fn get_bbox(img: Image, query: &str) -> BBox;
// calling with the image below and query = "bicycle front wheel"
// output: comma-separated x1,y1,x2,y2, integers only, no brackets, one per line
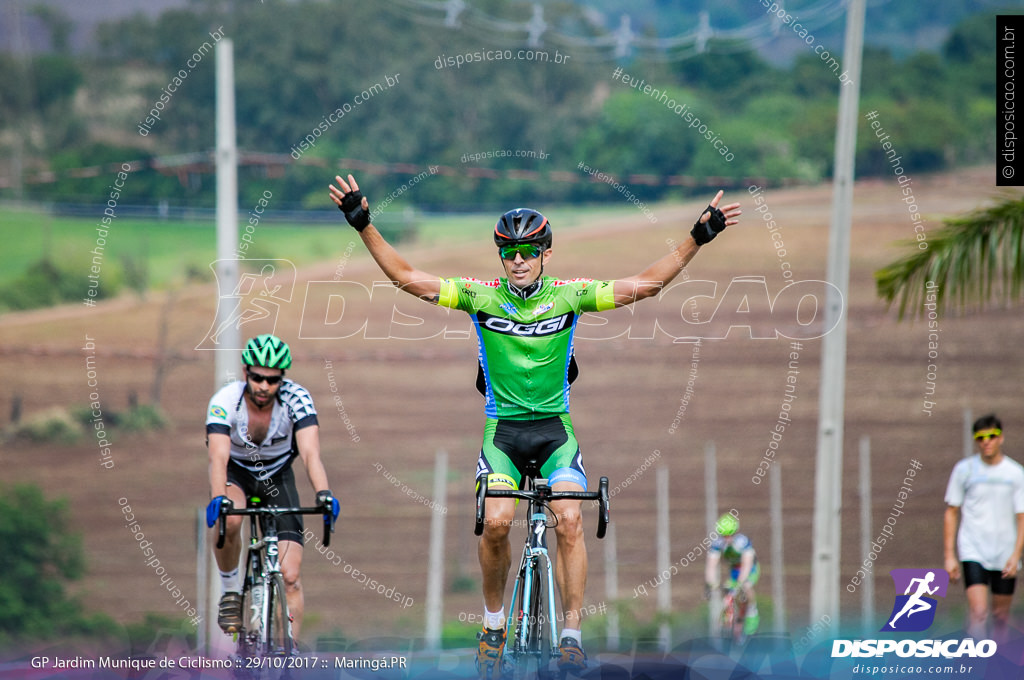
734,598,748,646
519,562,551,680
719,595,735,640
265,573,293,657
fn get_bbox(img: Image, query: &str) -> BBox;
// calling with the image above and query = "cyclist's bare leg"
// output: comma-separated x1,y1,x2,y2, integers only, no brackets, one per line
212,484,247,574
479,496,516,618
279,540,304,641
740,584,758,632
551,482,586,632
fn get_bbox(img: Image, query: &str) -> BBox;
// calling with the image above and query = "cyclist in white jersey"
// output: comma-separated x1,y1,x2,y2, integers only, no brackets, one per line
944,414,1024,642
330,173,740,675
204,334,338,646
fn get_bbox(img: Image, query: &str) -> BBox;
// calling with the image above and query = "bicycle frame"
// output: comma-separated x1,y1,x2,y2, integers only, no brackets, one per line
505,478,559,658
242,511,283,643
216,500,334,659
474,475,609,674
720,586,747,645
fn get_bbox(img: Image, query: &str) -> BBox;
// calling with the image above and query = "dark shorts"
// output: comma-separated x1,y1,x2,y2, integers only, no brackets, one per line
226,463,303,544
962,561,1016,595
475,415,587,490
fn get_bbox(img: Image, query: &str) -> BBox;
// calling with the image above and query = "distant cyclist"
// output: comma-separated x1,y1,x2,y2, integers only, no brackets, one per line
204,334,339,648
329,173,740,676
705,513,760,637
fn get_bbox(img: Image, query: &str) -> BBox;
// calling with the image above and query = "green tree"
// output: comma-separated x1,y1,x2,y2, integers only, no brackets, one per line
0,484,112,645
943,10,995,66
29,4,74,54
574,88,700,195
671,41,776,108
875,195,1024,318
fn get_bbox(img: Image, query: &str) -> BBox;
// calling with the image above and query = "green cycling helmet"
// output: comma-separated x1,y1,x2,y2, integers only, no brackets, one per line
242,334,292,370
716,513,739,537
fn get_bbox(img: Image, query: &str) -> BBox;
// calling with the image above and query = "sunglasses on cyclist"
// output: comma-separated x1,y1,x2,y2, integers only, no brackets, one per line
974,428,1002,441
246,370,283,385
499,243,544,260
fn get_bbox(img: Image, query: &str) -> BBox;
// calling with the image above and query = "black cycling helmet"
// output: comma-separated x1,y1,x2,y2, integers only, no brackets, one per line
494,208,552,250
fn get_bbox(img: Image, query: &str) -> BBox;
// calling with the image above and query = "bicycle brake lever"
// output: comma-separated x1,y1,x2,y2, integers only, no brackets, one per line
216,511,227,550
322,512,334,547
597,476,609,539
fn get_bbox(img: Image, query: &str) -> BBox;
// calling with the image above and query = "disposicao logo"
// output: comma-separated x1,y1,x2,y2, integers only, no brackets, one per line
882,568,947,632
832,567,997,659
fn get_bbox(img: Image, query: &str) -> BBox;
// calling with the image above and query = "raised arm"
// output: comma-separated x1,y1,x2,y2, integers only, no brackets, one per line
611,190,740,307
329,173,441,302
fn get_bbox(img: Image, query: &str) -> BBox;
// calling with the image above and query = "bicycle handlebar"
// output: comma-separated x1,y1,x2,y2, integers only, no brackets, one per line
216,505,335,550
474,476,609,539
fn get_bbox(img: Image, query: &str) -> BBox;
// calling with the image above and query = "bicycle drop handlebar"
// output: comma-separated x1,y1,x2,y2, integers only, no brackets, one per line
474,476,609,539
216,505,335,550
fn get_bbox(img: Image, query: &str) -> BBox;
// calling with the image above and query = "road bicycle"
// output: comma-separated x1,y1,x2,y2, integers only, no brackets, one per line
719,585,749,647
474,475,609,679
215,496,335,676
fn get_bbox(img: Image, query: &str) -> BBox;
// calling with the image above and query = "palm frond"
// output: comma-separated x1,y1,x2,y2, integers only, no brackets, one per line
875,193,1024,319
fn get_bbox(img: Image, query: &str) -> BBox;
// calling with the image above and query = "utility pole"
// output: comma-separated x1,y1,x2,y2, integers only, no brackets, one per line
425,451,448,652
203,38,239,657
214,38,239,387
810,0,867,625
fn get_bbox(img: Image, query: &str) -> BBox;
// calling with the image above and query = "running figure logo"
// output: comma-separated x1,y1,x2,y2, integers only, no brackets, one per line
882,568,949,632
196,259,297,350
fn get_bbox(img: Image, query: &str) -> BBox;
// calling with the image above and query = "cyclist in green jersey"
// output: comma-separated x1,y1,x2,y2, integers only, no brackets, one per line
705,513,760,636
329,173,740,674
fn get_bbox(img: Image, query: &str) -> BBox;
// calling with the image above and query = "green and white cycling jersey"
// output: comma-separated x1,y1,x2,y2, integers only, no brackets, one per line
438,275,616,419
710,533,757,566
710,533,760,585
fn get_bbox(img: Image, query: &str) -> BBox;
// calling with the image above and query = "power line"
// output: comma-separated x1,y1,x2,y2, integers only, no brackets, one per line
386,0,887,62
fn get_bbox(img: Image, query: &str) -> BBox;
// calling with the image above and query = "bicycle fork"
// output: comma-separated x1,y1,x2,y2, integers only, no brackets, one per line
507,512,558,656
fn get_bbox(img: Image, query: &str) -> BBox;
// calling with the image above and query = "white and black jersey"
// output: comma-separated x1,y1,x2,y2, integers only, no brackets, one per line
205,379,318,478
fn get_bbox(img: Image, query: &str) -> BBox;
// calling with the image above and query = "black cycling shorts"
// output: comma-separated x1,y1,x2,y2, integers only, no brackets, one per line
475,415,587,490
962,561,1016,595
226,462,303,544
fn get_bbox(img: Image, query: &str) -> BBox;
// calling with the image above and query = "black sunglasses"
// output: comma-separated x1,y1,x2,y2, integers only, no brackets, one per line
246,370,283,385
